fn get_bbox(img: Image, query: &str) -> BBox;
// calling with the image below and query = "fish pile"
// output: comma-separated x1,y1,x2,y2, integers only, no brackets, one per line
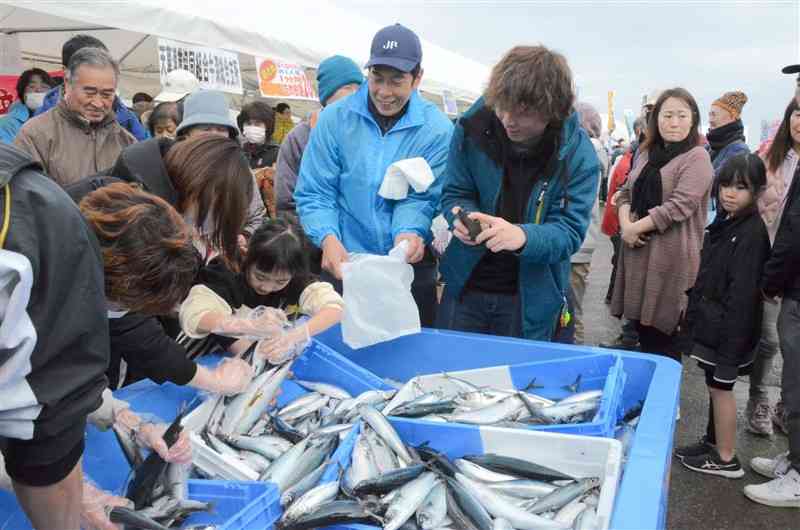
189,359,398,487
380,373,604,428
278,405,604,530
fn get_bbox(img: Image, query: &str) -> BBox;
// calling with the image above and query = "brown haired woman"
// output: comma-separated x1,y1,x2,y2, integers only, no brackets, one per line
69,134,257,266
73,182,254,396
611,87,714,360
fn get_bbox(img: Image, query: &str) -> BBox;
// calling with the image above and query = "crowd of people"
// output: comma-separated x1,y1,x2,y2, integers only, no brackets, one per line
0,20,798,530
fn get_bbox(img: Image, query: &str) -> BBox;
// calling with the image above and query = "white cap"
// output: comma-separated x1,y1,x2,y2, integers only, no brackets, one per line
155,69,200,102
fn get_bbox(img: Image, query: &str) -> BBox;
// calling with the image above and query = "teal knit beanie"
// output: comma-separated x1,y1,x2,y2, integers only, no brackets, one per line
317,55,364,106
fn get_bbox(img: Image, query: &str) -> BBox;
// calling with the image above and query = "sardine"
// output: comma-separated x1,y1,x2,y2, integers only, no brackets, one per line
463,454,575,482
383,472,438,530
557,390,602,406
417,481,447,529
488,479,558,499
108,507,170,530
278,499,381,530
455,459,518,483
280,458,330,507
358,405,415,464
527,478,600,514
228,434,293,460
281,480,340,523
455,474,570,530
292,380,352,400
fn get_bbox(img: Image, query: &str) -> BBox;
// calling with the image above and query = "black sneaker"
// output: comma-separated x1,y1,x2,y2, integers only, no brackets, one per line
681,449,745,479
675,436,714,460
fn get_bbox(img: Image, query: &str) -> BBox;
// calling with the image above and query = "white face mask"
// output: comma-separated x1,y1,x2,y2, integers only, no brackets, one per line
243,124,266,144
24,92,46,111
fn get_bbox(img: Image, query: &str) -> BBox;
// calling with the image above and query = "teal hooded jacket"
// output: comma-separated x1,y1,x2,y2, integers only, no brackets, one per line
439,99,600,341
295,83,453,254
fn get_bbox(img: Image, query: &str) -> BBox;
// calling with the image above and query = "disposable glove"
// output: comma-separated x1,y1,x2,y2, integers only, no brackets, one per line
211,306,287,340
81,481,131,530
114,409,193,464
256,324,310,364
189,358,254,395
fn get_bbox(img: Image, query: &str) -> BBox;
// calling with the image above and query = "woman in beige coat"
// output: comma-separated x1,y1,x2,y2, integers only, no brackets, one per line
611,87,714,361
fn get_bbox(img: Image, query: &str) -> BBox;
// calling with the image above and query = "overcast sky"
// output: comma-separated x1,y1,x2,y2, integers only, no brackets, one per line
333,0,799,147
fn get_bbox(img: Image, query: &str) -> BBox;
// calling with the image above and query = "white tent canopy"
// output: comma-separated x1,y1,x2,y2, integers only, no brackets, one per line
0,0,488,106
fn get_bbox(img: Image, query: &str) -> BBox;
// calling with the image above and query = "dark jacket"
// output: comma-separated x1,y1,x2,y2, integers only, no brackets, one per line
0,144,108,450
64,173,199,389
439,99,599,341
37,85,150,141
243,141,279,170
762,164,800,300
686,209,770,383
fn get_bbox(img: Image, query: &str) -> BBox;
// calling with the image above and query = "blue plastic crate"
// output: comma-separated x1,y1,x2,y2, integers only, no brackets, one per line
0,339,381,530
316,325,681,530
309,420,622,530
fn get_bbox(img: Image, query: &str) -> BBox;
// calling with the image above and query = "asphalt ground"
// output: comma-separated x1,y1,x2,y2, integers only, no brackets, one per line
582,218,795,529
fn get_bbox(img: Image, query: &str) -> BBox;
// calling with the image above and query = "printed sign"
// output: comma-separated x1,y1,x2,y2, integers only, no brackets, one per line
158,38,242,94
255,57,316,100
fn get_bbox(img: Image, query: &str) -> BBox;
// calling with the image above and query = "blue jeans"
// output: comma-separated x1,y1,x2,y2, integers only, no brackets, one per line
436,289,522,338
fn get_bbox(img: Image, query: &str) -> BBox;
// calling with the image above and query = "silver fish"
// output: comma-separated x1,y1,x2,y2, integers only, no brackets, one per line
220,365,281,436
554,499,587,526
527,478,601,514
417,481,447,529
446,396,525,425
455,474,570,530
165,463,188,501
278,392,325,416
528,399,599,424
260,437,309,484
488,479,558,499
493,518,515,530
455,459,518,483
234,361,293,435
557,390,602,406
238,450,271,474
280,457,330,507
228,434,293,460
364,426,400,473
281,479,340,523
573,506,597,530
292,379,352,400
384,472,439,530
358,404,414,465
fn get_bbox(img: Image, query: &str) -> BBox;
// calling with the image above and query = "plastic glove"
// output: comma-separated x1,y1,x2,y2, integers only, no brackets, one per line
113,408,191,464
256,324,310,364
211,307,287,340
136,423,193,464
81,481,131,530
189,358,254,395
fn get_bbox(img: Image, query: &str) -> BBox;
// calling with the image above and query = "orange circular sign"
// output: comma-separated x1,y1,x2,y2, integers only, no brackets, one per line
259,60,278,83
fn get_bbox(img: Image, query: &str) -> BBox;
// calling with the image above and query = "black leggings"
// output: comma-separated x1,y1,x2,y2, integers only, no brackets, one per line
637,323,681,363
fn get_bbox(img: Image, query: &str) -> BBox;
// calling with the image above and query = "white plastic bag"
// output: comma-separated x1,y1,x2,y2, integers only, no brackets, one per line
377,157,435,200
341,241,421,349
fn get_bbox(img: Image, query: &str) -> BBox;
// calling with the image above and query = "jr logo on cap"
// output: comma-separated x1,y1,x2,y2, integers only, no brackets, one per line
383,41,398,50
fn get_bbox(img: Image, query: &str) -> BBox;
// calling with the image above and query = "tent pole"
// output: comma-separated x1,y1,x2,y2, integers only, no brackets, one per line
118,34,149,66
0,26,116,34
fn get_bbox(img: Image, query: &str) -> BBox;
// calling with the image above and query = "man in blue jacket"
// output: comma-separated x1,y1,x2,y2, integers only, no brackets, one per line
36,34,149,141
295,24,453,325
437,45,599,342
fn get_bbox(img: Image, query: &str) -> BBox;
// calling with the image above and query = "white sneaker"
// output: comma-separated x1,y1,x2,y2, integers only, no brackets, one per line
743,467,800,508
751,452,791,479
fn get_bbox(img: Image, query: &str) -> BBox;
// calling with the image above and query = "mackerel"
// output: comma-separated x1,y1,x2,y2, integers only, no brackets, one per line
292,380,352,400
280,480,340,523
417,481,447,529
358,405,415,464
383,472,438,530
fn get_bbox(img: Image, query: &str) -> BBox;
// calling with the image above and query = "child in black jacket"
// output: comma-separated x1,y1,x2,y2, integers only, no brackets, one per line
676,153,771,478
